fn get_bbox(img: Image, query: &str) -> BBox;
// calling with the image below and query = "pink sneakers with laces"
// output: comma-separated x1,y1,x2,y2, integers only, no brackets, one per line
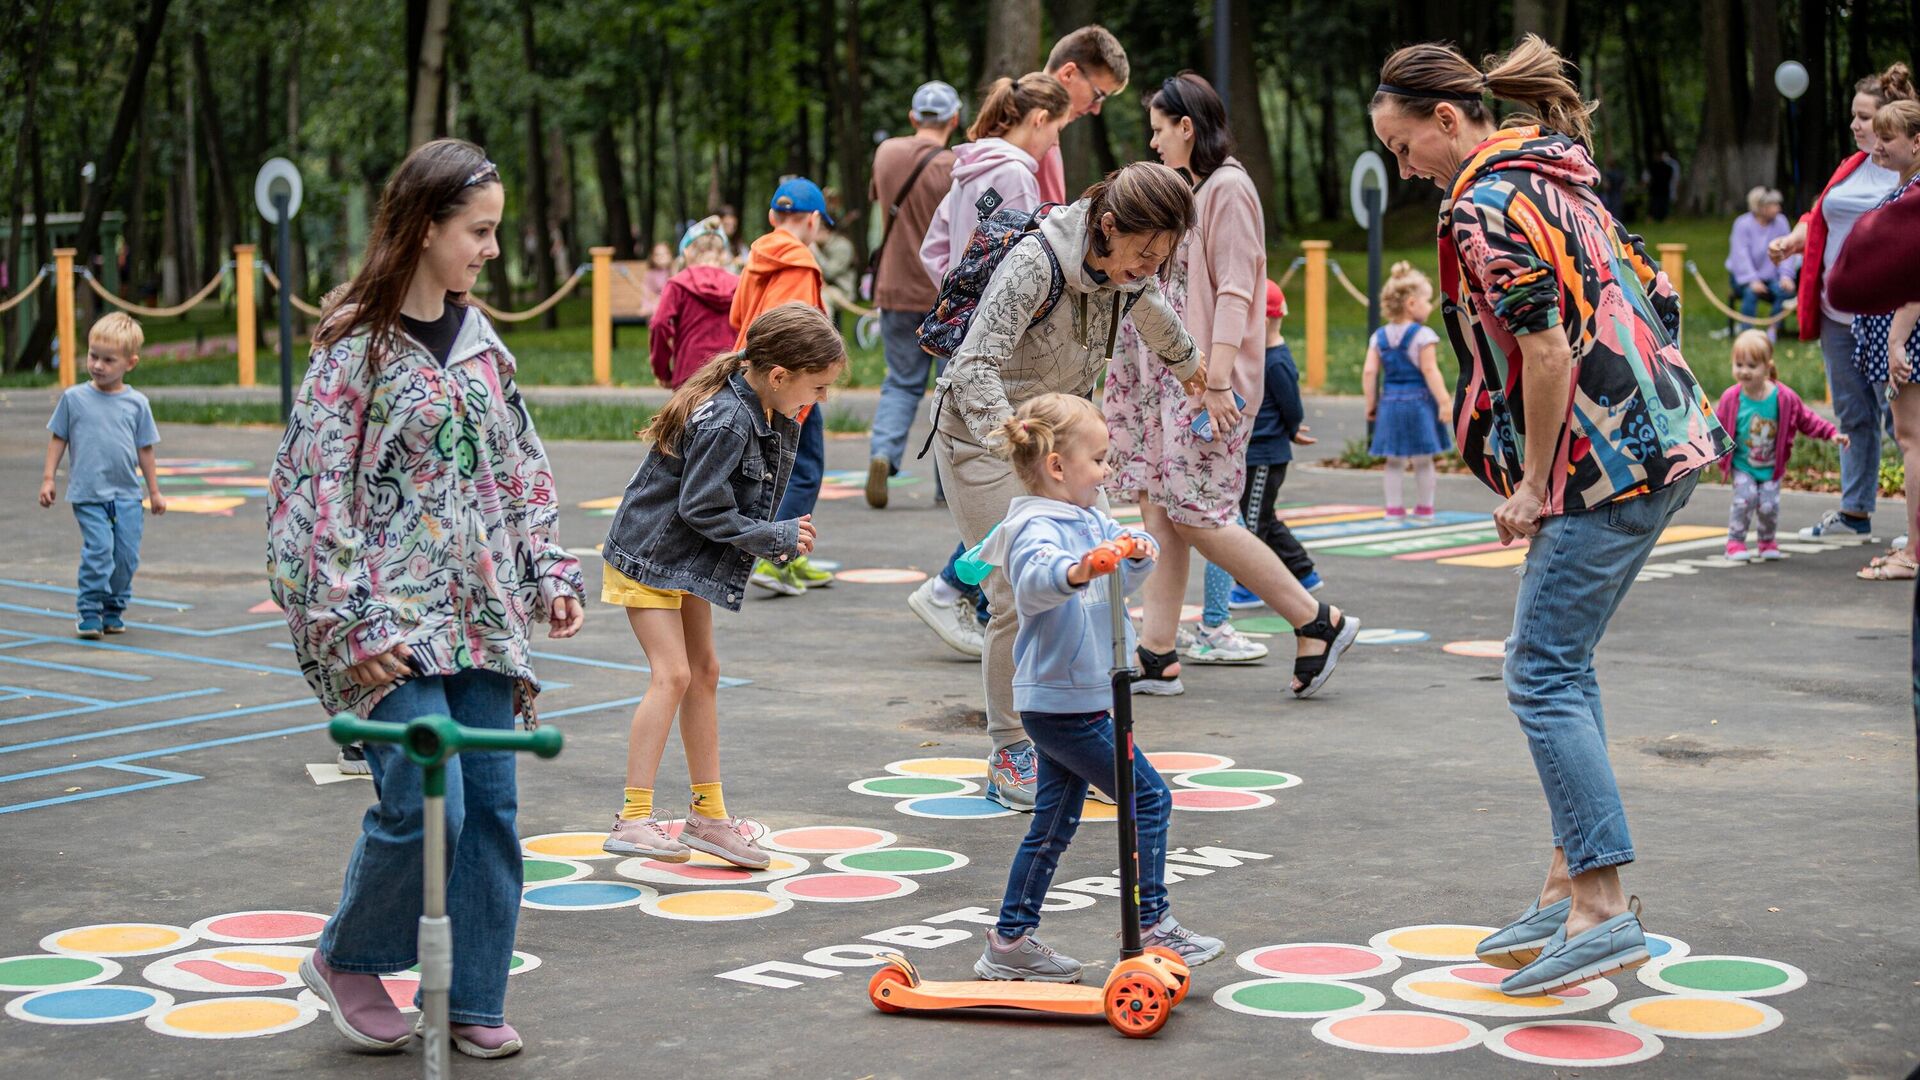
680,810,771,868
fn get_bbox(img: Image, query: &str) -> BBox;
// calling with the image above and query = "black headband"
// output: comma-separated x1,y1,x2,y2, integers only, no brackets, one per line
1376,82,1484,104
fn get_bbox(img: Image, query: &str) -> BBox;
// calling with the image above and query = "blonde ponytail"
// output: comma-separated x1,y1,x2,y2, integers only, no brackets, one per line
995,392,1105,490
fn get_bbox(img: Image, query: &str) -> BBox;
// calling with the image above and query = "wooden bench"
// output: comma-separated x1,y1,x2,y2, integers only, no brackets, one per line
606,260,654,347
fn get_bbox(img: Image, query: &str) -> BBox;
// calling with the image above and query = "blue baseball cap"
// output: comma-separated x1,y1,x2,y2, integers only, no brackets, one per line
770,177,833,226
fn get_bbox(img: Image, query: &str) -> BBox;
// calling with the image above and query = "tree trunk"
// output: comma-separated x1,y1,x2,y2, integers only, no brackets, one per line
1685,0,1743,215
4,0,54,370
921,0,939,80
1315,61,1338,221
285,38,309,320
462,101,515,307
519,0,557,327
983,0,1041,81
1799,0,1830,183
409,0,451,147
1742,0,1784,184
668,63,689,225
1223,0,1279,235
1511,0,1569,45
1050,0,1100,197
176,46,202,299
593,121,634,258
836,0,868,262
638,33,663,247
192,32,240,261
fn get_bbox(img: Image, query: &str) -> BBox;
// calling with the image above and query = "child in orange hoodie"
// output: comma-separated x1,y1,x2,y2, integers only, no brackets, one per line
733,178,836,596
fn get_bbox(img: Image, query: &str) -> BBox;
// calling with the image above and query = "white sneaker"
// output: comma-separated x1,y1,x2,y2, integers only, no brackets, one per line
907,579,984,658
1181,622,1268,664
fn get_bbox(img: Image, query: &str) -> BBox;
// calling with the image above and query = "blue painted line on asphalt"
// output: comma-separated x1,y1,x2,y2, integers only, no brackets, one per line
0,699,314,756
0,720,329,785
0,685,110,706
528,650,652,672
0,763,202,815
0,578,193,610
0,688,223,729
0,654,149,682
0,602,283,637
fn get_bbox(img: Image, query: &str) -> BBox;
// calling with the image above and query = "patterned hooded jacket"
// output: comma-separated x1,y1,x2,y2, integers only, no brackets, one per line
266,305,583,719
1439,128,1729,515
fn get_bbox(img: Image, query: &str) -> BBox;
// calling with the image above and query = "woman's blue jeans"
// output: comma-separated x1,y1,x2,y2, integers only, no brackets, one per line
1503,473,1696,877
316,670,522,1025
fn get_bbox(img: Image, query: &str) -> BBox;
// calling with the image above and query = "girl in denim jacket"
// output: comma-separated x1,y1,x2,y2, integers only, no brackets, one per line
600,303,845,868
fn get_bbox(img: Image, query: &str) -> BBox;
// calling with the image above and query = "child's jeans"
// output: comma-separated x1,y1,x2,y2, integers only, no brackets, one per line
994,709,1171,939
317,670,522,1025
1728,471,1781,545
72,499,144,621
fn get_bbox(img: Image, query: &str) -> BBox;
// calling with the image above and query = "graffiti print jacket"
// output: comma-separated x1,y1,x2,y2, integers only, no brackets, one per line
1439,128,1729,516
266,305,583,719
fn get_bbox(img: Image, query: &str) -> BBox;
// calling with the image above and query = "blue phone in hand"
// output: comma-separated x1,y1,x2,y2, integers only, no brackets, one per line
1189,391,1247,443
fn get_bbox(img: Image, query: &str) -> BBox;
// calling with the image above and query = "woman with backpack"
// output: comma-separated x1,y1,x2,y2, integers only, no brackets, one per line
1109,73,1362,698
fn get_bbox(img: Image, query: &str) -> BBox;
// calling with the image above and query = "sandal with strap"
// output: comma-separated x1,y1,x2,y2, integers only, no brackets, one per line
1857,552,1917,581
1291,601,1360,699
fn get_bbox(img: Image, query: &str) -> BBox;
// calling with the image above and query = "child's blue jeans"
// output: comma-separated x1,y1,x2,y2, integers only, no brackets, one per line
72,499,144,621
995,709,1171,938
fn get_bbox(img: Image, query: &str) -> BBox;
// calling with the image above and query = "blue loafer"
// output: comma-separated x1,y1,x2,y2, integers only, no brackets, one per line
1475,896,1571,970
1499,905,1650,997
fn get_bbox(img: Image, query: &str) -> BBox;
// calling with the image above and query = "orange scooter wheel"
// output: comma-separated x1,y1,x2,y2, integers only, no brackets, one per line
868,965,914,1013
1141,947,1192,1006
1105,973,1170,1038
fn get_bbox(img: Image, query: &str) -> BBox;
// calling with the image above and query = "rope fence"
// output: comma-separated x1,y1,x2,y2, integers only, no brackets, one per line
1326,260,1374,307
822,285,875,319
1275,255,1305,293
473,264,588,323
259,266,327,318
1685,261,1796,328
0,267,49,314
83,264,231,318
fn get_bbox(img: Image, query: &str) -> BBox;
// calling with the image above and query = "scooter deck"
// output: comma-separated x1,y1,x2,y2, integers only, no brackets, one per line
878,978,1107,1017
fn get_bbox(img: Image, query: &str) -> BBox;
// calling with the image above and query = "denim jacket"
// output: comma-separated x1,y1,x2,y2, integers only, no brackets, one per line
603,371,799,610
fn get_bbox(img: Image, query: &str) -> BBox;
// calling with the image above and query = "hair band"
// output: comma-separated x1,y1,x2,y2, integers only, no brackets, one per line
1376,83,1484,104
463,161,500,188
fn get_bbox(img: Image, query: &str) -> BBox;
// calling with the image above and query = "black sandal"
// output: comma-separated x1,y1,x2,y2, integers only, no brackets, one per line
1133,645,1185,696
1292,601,1360,699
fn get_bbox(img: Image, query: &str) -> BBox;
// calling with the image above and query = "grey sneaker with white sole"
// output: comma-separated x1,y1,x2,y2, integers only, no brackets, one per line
973,931,1084,983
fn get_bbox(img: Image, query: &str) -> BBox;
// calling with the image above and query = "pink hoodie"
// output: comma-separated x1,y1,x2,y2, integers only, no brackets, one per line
919,138,1042,288
1713,380,1838,482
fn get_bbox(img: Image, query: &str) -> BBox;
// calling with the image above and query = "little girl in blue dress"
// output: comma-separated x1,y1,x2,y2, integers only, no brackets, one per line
1364,262,1452,518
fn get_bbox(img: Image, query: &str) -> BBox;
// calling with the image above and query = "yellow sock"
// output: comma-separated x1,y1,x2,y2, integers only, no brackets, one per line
690,782,728,820
620,787,653,821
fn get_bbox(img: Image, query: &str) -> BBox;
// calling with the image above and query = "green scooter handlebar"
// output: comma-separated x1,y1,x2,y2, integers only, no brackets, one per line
329,713,563,770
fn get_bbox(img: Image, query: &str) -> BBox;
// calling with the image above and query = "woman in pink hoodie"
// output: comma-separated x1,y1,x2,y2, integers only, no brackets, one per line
919,73,1071,287
650,217,741,389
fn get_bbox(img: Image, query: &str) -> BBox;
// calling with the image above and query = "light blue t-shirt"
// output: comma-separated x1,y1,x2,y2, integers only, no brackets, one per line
46,383,160,504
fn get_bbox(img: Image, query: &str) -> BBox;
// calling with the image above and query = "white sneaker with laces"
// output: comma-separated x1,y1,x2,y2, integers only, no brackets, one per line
1181,622,1268,664
907,578,984,657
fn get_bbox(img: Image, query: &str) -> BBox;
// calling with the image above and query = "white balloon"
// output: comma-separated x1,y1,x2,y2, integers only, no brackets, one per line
1775,61,1810,101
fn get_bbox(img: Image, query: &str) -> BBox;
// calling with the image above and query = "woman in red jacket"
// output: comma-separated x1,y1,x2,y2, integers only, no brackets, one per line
1766,63,1915,544
650,218,741,388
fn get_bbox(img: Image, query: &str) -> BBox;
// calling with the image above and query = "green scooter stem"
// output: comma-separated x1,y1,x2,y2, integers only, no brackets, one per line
330,713,563,1079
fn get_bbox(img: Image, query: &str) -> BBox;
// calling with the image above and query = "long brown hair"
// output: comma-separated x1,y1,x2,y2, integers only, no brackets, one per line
1080,161,1194,258
1371,35,1597,146
641,303,846,455
314,138,500,358
969,72,1070,142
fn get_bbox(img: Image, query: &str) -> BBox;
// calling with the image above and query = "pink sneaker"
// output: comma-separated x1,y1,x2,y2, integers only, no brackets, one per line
1758,542,1785,561
452,1021,523,1059
1412,505,1435,519
603,815,691,861
300,951,412,1051
1384,506,1407,518
1725,541,1752,562
680,811,771,869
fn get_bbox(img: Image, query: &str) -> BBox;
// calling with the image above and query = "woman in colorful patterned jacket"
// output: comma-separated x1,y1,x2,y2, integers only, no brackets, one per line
267,139,584,1060
1370,36,1729,1000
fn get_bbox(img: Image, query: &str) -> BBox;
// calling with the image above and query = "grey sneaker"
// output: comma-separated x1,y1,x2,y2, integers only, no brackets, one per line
984,742,1037,811
1499,905,1650,997
1476,895,1571,970
1141,916,1224,966
679,811,771,869
1181,621,1269,664
973,931,1084,983
603,815,692,861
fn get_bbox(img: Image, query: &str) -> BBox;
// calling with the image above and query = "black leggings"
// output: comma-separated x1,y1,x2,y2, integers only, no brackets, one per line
1241,463,1316,580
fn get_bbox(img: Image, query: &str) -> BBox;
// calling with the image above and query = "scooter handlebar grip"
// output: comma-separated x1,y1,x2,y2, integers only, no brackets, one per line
327,714,408,747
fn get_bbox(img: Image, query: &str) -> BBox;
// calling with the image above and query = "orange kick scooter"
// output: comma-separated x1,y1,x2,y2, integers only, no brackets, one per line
868,536,1191,1037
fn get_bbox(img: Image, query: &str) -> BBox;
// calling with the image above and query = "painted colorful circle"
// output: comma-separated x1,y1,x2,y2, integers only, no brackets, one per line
1169,788,1276,812
40,923,196,958
1312,1010,1488,1055
884,757,990,779
1236,943,1401,981
1443,639,1506,658
519,881,656,911
1225,615,1293,634
639,890,793,922
509,950,542,975
823,847,970,876
1369,924,1498,962
1483,1020,1664,1066
847,775,979,798
1391,964,1615,1017
614,851,810,886
141,945,309,993
1636,955,1807,998
768,873,919,904
146,996,318,1040
760,825,898,854
523,856,594,885
1174,769,1301,792
1609,994,1783,1040
188,910,327,944
0,954,121,992
1212,978,1385,1019
6,984,172,1025
894,795,1016,820
1077,800,1117,822
522,832,620,860
1129,604,1205,624
1146,751,1234,773
1645,933,1691,963
834,568,928,585
1356,628,1431,646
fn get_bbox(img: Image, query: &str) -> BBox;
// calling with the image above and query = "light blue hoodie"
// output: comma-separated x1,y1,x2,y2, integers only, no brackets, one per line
978,496,1154,715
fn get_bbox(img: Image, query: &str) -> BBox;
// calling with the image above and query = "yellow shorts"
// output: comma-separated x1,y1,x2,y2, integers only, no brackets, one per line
601,565,686,609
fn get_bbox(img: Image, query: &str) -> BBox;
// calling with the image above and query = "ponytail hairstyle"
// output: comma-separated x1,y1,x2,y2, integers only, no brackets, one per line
1080,161,1195,259
315,138,501,360
640,303,845,456
993,392,1106,490
1378,260,1434,321
1857,61,1916,106
969,72,1071,142
1148,72,1235,181
1371,34,1597,146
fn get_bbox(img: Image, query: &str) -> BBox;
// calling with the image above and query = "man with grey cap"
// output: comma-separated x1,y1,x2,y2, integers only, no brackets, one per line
865,81,961,510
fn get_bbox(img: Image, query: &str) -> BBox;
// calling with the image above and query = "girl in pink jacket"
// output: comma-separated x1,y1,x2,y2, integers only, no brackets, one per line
1714,330,1848,562
919,73,1071,286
